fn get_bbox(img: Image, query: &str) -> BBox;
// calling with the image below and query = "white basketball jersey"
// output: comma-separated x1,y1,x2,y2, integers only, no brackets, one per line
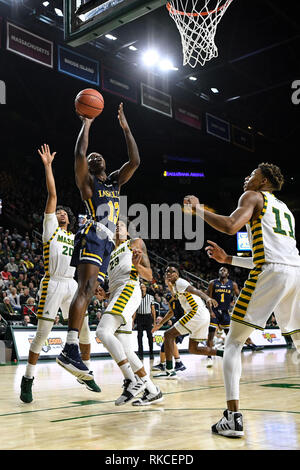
107,240,139,293
247,191,300,267
42,213,76,279
171,278,205,313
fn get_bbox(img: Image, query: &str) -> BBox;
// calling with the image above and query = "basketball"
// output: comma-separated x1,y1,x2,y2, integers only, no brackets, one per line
75,88,104,119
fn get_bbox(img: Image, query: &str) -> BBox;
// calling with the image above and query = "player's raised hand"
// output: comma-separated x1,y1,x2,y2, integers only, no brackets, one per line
183,195,200,210
38,144,56,167
118,102,130,132
132,248,143,267
205,240,228,263
77,114,95,125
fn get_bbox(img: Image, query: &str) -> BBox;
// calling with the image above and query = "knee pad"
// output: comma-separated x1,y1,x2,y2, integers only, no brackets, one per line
79,316,91,345
29,320,53,354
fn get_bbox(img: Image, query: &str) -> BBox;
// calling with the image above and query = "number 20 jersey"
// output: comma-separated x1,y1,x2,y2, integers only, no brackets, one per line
42,213,76,279
247,191,300,267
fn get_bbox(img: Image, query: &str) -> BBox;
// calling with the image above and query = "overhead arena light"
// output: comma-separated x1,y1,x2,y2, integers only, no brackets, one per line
129,45,138,51
42,1,49,6
189,76,197,81
211,87,219,94
142,49,159,67
54,7,63,16
105,34,117,40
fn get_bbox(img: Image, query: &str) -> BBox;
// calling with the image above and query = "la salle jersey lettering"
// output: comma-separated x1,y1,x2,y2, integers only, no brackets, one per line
212,279,234,312
84,174,120,231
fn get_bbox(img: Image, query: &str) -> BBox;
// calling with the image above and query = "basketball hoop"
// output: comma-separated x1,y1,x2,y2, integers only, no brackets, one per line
166,0,233,68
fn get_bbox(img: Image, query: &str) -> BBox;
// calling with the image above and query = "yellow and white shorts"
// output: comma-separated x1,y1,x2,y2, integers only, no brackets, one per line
37,275,77,322
103,281,141,334
231,263,300,336
174,305,210,341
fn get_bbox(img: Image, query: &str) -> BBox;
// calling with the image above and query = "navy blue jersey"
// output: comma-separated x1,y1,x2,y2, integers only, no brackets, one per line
168,297,185,322
212,279,234,312
83,173,120,234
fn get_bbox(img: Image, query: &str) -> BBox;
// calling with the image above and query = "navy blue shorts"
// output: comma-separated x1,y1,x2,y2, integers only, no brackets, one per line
210,309,231,329
71,222,115,284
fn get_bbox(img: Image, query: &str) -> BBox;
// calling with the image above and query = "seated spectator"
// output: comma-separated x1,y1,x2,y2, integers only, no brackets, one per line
53,314,63,326
7,286,22,312
23,315,35,327
0,296,20,320
23,297,37,318
20,287,30,306
6,257,18,277
1,267,11,285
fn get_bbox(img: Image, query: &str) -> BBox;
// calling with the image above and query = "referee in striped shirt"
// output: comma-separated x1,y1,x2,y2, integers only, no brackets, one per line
133,283,156,360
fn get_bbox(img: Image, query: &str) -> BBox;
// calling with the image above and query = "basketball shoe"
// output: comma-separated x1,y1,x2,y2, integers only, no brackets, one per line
132,386,163,406
115,377,147,406
20,376,34,403
56,343,92,381
77,371,101,392
212,410,244,437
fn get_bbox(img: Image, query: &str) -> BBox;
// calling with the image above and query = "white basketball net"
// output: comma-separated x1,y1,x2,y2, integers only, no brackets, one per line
167,0,233,68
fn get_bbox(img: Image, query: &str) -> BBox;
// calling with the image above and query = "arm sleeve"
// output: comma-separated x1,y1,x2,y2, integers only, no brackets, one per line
231,256,255,270
175,278,190,293
42,213,58,243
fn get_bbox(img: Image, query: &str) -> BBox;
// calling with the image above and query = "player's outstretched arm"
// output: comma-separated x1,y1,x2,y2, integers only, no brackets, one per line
184,191,262,235
117,103,140,187
205,240,255,269
185,285,218,310
74,116,94,199
131,238,152,281
38,144,57,214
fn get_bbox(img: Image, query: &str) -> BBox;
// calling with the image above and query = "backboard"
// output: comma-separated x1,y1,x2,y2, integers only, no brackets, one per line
64,0,167,47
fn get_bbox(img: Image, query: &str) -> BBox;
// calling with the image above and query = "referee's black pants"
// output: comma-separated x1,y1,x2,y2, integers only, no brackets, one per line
136,314,153,358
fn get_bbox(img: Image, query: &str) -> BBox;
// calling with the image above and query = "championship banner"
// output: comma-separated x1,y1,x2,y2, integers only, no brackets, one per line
141,83,172,118
58,45,99,85
206,113,230,142
174,101,202,130
102,67,137,103
7,22,53,68
232,125,255,152
11,326,189,361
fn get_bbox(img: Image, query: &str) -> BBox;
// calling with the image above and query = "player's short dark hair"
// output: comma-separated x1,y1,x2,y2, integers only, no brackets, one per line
56,205,76,232
258,163,284,191
166,262,182,277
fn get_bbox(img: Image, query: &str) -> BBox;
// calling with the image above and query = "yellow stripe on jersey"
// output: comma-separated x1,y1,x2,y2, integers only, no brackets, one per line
37,275,51,316
43,227,59,275
231,266,262,322
250,193,268,265
111,283,135,317
87,199,96,220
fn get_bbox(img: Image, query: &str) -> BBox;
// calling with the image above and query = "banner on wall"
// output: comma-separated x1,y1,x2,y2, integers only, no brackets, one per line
206,113,230,142
232,125,255,152
58,45,99,85
11,326,190,360
102,67,137,102
141,83,172,118
174,101,202,130
7,22,53,68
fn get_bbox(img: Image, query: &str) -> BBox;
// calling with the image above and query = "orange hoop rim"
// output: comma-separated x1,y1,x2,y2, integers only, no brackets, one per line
166,0,232,17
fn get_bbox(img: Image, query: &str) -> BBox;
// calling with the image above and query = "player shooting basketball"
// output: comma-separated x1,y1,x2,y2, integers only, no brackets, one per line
57,102,141,380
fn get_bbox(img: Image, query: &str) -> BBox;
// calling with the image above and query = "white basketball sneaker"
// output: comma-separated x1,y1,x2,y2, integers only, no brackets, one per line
212,410,244,437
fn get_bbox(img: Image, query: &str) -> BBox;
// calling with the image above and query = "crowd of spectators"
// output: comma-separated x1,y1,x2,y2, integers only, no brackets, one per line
0,223,278,333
